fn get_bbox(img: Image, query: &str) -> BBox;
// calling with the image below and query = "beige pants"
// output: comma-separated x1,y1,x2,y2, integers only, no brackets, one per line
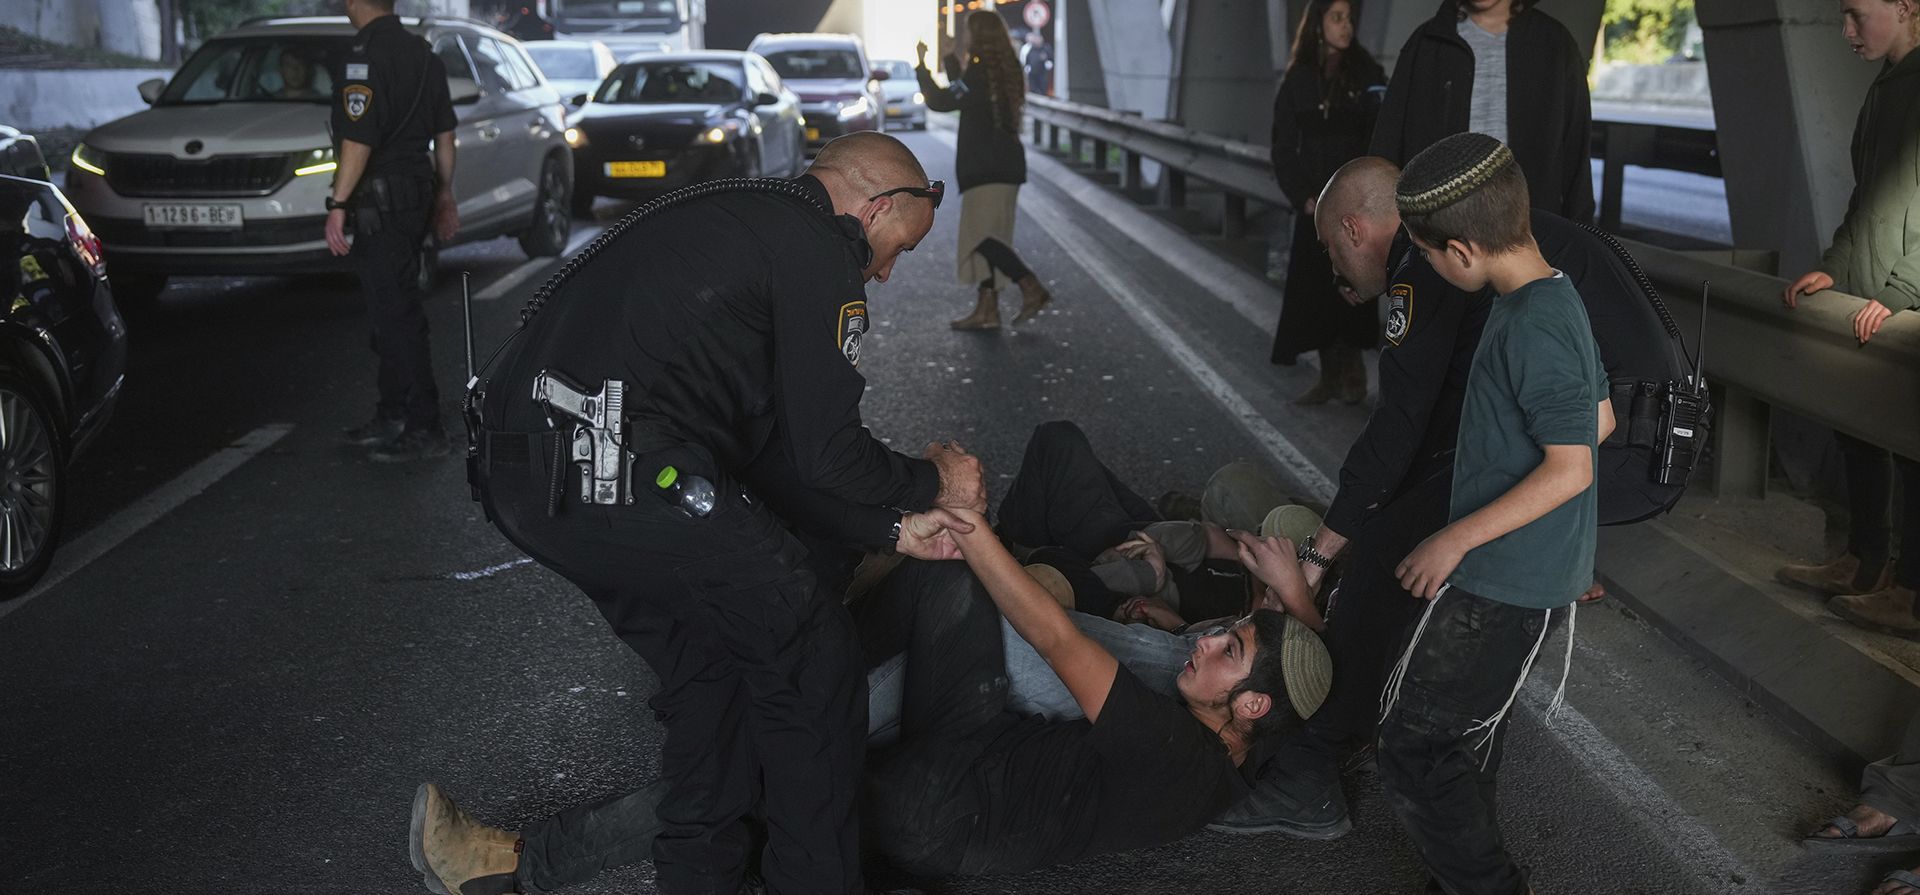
955,182,1021,288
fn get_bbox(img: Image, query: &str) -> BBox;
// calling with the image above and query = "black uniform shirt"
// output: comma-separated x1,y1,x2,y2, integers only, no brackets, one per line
1323,231,1490,537
332,15,457,181
491,175,939,548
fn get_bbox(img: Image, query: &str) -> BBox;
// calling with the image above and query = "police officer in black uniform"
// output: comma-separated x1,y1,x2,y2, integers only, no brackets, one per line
463,132,981,895
326,0,459,462
1214,156,1676,836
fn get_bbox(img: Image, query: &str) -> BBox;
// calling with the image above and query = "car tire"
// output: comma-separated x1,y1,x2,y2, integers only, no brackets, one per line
518,154,572,258
0,372,63,601
108,273,167,314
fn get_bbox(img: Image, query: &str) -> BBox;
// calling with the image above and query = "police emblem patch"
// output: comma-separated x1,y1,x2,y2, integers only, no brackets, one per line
344,85,373,121
837,301,868,366
1385,283,1412,346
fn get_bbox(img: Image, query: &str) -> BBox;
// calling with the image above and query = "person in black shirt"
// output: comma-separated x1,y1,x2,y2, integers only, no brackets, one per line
326,0,460,462
427,132,984,895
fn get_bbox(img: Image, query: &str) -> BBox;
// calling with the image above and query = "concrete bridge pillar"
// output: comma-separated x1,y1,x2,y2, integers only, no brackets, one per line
1172,0,1278,142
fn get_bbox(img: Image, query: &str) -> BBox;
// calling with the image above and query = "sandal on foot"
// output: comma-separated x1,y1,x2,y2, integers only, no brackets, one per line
1882,868,1920,893
1802,813,1920,849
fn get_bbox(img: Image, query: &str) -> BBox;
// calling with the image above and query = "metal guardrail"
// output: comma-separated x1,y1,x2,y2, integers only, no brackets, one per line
1023,94,1918,495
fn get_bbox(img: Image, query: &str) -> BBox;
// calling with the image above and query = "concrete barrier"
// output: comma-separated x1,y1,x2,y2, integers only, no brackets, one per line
0,68,174,133
1593,61,1713,109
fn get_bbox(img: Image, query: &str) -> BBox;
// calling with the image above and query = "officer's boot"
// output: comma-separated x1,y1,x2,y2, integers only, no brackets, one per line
950,285,1002,331
1012,273,1052,324
409,783,522,895
1336,346,1368,405
1777,552,1892,596
1293,348,1340,405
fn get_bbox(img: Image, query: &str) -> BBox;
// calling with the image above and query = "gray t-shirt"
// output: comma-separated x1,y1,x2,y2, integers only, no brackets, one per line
1457,17,1509,144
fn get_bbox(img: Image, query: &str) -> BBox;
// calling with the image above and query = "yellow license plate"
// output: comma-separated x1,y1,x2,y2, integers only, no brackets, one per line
806,127,821,141
605,160,666,178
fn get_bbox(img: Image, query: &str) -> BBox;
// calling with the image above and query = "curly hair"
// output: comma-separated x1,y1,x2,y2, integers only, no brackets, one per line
1454,0,1534,18
966,11,1026,135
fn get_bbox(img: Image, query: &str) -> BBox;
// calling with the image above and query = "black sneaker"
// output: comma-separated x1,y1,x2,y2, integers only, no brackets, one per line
343,416,406,447
1207,757,1352,839
372,426,450,463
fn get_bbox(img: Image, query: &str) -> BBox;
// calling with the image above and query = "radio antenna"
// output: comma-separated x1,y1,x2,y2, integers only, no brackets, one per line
1692,280,1709,389
461,270,477,388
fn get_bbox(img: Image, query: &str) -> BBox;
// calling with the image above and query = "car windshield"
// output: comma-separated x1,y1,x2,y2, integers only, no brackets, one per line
760,48,861,80
876,60,913,80
526,44,601,80
597,61,744,104
160,37,351,105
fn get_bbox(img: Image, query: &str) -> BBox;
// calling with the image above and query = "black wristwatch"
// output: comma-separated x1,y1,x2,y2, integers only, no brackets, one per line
1297,535,1333,570
325,196,352,211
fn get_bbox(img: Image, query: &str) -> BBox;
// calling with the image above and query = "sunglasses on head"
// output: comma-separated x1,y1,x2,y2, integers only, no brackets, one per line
868,180,945,210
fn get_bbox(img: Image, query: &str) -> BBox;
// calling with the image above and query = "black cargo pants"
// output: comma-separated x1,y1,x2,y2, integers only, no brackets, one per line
350,174,440,430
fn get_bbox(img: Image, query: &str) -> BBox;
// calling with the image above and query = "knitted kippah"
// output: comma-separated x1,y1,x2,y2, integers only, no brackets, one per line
1396,133,1516,215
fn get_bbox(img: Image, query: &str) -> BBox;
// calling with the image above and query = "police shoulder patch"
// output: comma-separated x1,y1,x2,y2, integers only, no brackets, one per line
343,84,373,121
837,301,868,366
1385,283,1413,346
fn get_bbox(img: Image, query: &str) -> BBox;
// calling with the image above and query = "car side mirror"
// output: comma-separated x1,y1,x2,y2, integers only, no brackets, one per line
753,92,779,107
570,92,590,107
869,68,891,82
137,78,165,105
449,77,482,105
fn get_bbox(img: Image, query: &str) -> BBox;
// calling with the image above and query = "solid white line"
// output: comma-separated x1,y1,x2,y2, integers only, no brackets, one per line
447,556,534,581
473,226,602,302
1017,186,1338,502
0,423,295,623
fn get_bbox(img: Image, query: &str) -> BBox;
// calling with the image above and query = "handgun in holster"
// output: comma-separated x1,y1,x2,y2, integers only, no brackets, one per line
533,369,633,506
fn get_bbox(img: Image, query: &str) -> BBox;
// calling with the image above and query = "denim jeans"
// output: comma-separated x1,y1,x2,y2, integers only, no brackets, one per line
1376,586,1555,895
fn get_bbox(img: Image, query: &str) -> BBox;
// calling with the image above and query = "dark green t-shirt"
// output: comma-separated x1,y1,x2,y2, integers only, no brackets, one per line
1447,273,1605,608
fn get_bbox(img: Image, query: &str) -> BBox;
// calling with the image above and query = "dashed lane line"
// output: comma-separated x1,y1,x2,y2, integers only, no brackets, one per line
474,225,603,302
0,423,295,624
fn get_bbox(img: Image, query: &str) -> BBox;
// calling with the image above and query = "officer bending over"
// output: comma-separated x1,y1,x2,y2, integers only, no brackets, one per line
326,0,459,462
441,132,982,895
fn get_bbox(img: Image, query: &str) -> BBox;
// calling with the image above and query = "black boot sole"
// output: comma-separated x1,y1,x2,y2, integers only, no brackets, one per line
1206,812,1353,840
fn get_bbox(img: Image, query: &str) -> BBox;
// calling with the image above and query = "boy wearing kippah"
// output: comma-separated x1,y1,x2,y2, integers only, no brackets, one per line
1375,133,1615,894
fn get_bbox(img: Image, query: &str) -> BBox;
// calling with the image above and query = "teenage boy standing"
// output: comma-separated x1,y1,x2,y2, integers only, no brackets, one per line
1376,133,1614,894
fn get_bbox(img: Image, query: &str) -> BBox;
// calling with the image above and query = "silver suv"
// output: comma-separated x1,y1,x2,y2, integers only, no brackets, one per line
64,16,574,307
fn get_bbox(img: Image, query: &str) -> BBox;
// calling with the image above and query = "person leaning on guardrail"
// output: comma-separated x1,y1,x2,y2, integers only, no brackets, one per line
1367,0,1595,224
1775,0,1920,650
1266,0,1386,405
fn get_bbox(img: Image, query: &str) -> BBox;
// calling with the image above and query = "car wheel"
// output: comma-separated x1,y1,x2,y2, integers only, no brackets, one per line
108,273,167,314
0,373,62,601
518,154,572,258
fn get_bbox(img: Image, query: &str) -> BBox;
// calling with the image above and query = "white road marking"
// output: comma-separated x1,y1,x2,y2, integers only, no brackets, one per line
972,129,1751,881
447,556,534,581
474,226,603,302
0,423,294,623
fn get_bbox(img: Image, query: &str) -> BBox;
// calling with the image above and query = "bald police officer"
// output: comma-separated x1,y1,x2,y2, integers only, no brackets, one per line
431,133,983,895
326,0,459,462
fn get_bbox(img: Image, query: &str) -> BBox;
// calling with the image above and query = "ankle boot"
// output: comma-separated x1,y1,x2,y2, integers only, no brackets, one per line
1293,349,1339,405
1336,347,1368,404
410,783,523,895
950,286,1001,330
1013,274,1052,323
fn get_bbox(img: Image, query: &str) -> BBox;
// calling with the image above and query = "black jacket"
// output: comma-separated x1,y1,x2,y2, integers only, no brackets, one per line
918,55,1026,191
488,176,938,547
1368,2,1594,222
1269,56,1386,207
331,15,456,182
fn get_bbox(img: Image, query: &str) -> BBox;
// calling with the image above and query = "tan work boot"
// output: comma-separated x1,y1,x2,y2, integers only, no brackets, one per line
950,286,1001,330
1012,274,1052,323
1025,563,1076,609
409,783,522,895
1829,586,1920,640
1293,348,1340,405
1777,553,1892,596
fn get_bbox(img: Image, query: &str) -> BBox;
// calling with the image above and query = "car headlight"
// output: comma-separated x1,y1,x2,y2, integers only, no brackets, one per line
696,121,742,145
836,97,870,121
70,143,107,176
564,127,588,148
292,146,336,177
912,91,925,105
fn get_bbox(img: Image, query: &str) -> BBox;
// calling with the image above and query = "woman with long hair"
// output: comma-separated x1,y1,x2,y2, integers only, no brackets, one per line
917,11,1052,330
1268,0,1386,404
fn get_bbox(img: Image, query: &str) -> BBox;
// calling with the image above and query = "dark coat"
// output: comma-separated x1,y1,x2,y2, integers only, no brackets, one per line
1269,55,1387,207
918,55,1026,191
1820,48,1920,311
1368,2,1595,223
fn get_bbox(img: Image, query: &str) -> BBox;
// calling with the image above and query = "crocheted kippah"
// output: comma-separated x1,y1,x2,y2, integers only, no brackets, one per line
1396,133,1516,215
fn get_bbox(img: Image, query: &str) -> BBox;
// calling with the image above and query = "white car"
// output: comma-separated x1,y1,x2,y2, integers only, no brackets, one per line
872,60,925,130
64,16,575,308
524,39,619,106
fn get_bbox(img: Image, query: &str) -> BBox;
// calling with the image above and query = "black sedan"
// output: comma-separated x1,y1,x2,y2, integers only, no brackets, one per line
0,175,128,598
564,52,807,213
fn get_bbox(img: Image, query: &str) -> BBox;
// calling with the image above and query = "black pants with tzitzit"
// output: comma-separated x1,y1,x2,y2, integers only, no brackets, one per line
484,451,865,895
349,174,440,430
996,420,1156,562
973,236,1032,290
